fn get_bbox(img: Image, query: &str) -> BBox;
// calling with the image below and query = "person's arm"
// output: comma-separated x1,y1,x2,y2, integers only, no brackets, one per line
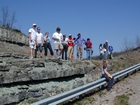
41,34,44,46
104,68,112,78
28,29,32,41
48,37,52,42
36,34,38,46
52,33,59,40
83,38,86,44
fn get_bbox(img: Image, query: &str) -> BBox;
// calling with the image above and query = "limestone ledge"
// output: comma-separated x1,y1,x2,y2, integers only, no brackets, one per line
0,28,29,45
0,58,96,84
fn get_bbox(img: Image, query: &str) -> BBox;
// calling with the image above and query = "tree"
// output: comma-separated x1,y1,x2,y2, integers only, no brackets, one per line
0,6,16,28
135,35,140,47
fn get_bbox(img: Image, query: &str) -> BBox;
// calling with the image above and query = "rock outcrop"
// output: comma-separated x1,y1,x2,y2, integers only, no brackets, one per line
0,28,29,45
0,28,102,105
0,58,101,105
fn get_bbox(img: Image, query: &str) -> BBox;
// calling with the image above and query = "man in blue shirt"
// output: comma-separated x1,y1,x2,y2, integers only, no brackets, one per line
75,33,86,60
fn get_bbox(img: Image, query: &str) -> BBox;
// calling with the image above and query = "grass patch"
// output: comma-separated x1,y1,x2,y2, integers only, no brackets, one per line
114,94,129,105
27,98,38,104
87,97,95,102
98,91,105,97
84,61,90,65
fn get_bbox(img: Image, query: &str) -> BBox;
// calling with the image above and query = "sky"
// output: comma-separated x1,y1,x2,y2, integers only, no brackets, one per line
0,0,140,57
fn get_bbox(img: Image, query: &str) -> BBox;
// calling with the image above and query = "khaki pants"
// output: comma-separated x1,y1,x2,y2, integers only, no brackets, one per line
77,46,83,59
67,46,73,59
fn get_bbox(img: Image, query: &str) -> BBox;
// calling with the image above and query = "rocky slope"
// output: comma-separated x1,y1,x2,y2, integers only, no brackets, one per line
0,27,140,105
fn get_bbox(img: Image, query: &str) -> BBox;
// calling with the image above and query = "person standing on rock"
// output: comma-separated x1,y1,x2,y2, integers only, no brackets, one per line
52,27,63,58
44,32,54,58
67,34,74,60
28,23,37,59
102,60,114,91
35,27,44,58
99,44,103,60
103,40,109,60
61,35,68,60
85,38,93,60
75,33,86,60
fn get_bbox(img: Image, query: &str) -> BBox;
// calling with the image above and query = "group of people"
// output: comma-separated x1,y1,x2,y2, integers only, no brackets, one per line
99,40,113,60
28,23,114,91
28,24,93,60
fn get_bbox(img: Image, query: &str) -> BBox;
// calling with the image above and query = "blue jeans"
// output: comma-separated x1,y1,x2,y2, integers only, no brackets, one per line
102,74,114,91
35,43,43,58
104,51,108,60
86,48,92,60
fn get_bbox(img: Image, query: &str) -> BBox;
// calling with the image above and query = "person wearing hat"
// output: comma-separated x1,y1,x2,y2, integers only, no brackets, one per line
103,40,109,60
61,35,68,60
75,33,86,60
52,27,63,58
28,23,37,59
67,34,74,60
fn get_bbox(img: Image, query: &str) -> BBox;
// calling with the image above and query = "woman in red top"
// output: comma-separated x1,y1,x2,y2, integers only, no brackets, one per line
67,34,74,60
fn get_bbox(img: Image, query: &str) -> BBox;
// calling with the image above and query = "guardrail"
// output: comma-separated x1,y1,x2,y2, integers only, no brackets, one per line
31,63,140,105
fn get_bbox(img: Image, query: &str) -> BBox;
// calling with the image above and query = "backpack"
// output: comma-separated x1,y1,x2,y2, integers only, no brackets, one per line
109,46,113,52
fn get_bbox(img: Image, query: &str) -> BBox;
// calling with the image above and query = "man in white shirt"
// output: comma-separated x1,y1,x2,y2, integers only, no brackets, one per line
52,27,63,58
28,23,37,59
35,27,44,58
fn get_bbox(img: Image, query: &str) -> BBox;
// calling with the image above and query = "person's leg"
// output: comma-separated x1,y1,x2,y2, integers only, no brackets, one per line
106,51,108,59
67,46,70,59
34,46,38,58
79,46,83,60
90,49,93,60
44,43,47,56
102,74,112,91
86,49,89,60
54,43,59,56
104,51,107,59
70,47,73,59
30,48,33,59
59,43,63,56
65,45,68,60
48,44,54,58
39,43,43,58
77,46,80,59
61,44,65,59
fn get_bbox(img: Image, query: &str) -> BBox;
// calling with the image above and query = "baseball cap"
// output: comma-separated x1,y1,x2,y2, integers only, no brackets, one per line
32,23,37,26
69,34,72,36
106,40,108,42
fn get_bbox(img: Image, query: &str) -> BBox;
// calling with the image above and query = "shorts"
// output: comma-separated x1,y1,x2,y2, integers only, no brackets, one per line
29,40,36,49
36,43,43,51
54,43,63,50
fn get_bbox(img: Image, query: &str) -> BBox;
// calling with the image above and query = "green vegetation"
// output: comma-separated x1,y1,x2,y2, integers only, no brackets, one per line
27,98,38,104
98,91,105,97
114,94,129,105
84,61,90,65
